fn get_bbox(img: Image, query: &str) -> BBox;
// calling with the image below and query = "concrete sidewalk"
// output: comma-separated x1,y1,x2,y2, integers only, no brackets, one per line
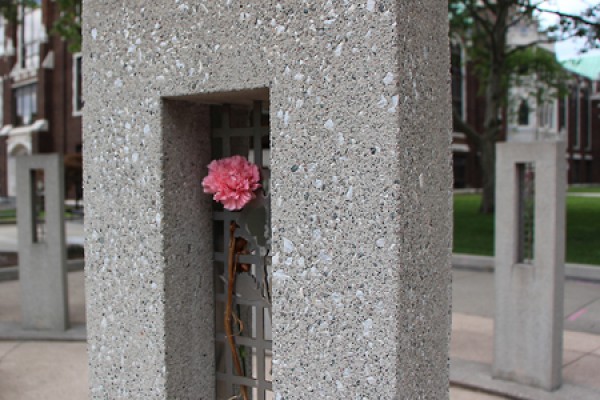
0,220,84,253
2,265,600,398
0,336,504,400
0,337,504,400
451,268,600,399
452,312,600,399
0,270,86,340
0,341,88,400
453,267,600,335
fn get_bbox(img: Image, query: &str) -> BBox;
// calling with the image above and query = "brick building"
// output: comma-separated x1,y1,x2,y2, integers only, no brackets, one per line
451,28,600,188
0,0,82,197
560,55,600,184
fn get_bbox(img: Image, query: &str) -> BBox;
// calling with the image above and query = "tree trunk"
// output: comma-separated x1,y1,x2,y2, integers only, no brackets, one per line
479,136,496,214
479,76,501,213
472,1,510,214
451,0,512,214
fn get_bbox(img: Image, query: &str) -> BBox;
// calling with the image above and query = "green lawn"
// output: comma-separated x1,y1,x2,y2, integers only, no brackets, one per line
568,186,600,193
454,193,600,265
0,208,77,223
453,195,495,257
0,209,16,219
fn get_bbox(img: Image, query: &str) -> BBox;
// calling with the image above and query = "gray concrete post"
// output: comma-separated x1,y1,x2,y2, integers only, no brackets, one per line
84,2,452,398
16,154,68,331
493,141,566,390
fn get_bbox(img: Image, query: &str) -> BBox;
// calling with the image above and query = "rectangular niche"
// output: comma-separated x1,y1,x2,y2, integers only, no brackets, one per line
162,88,271,399
205,91,272,400
516,162,535,264
30,168,46,243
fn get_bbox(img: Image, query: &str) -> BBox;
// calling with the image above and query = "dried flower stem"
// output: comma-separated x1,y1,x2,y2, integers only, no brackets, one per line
226,221,249,400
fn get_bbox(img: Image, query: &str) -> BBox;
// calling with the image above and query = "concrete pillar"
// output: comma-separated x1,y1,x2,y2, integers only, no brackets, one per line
16,154,68,331
493,141,566,390
84,2,452,398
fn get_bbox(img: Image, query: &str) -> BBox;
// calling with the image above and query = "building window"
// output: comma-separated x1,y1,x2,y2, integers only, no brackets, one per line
14,83,37,126
570,85,580,149
451,43,463,116
0,78,4,125
558,97,566,131
519,25,529,36
72,54,83,114
572,160,581,183
583,86,591,150
540,103,546,127
548,104,554,128
451,42,464,129
518,100,530,126
20,0,43,70
0,18,5,56
453,153,467,189
541,103,554,128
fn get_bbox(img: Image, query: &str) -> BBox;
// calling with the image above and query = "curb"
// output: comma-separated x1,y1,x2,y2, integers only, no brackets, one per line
0,259,85,282
453,254,600,282
0,321,86,341
451,358,600,400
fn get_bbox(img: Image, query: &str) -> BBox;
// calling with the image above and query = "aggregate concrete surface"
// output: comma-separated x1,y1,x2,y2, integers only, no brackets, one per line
83,1,452,398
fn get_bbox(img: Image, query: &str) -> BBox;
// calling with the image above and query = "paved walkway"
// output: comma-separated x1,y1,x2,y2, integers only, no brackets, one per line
2,268,599,399
0,340,88,400
0,334,503,400
0,220,84,252
0,335,503,400
452,268,600,399
2,221,600,399
0,270,86,339
453,268,600,335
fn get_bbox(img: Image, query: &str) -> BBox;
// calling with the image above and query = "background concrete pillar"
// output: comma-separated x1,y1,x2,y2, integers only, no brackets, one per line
16,154,68,331
494,141,566,390
84,2,452,398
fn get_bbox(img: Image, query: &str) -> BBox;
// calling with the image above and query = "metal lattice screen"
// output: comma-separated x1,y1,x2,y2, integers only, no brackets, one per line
517,162,535,264
211,101,273,400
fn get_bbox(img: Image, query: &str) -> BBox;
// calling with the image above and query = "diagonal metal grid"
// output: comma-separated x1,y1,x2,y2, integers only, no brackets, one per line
212,101,273,400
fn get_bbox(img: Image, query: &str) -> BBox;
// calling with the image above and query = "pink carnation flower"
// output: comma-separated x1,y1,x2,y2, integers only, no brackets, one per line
202,155,262,211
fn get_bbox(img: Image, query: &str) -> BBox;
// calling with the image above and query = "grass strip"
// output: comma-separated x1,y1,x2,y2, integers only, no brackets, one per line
454,193,600,265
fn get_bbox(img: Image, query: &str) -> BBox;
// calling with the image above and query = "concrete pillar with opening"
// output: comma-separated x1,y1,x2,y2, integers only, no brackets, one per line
494,141,566,390
16,154,68,331
84,2,452,398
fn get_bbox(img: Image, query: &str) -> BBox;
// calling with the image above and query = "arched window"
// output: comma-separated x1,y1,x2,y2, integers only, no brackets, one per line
518,100,530,126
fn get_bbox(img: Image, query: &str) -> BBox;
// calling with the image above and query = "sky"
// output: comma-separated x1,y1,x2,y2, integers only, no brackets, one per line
537,0,600,60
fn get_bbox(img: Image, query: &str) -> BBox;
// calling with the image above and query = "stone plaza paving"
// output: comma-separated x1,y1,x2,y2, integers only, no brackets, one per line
1,268,600,399
1,221,599,398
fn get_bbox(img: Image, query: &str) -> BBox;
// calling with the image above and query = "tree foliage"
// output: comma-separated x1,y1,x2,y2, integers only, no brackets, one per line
449,0,600,214
0,0,37,22
0,0,81,53
52,0,81,53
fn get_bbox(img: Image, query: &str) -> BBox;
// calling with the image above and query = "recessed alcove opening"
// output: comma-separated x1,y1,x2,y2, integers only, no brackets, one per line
30,168,46,243
162,88,272,400
516,162,535,264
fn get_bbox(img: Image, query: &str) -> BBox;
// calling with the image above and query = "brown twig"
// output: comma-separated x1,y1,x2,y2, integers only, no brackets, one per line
226,221,249,400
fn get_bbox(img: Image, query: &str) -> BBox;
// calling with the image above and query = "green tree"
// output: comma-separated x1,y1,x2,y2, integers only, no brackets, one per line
52,0,81,53
0,0,81,52
450,0,600,214
0,0,37,21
